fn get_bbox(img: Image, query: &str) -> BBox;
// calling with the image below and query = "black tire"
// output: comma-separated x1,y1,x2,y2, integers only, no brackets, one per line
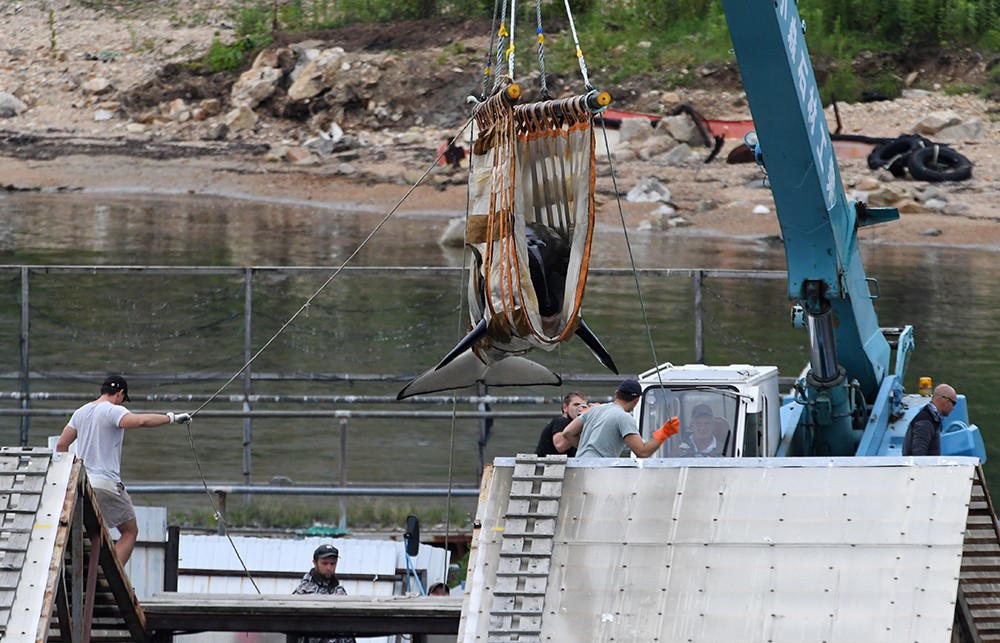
906,145,973,182
867,135,926,174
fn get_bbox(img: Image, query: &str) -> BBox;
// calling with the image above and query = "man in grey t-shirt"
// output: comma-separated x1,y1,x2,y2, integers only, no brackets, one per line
554,378,678,458
56,375,191,565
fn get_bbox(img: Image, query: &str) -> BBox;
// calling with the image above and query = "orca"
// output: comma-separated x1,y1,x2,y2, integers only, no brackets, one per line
397,223,617,400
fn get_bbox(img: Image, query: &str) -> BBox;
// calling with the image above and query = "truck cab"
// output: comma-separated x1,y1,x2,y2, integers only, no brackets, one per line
635,363,782,459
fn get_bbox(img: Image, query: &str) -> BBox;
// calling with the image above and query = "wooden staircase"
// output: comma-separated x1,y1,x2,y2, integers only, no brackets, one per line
956,464,1000,642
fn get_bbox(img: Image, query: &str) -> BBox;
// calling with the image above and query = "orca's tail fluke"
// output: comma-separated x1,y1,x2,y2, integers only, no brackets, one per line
396,350,561,400
575,319,619,374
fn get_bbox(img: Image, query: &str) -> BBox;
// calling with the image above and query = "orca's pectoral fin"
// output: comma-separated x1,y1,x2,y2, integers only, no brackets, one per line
575,319,619,374
436,318,488,371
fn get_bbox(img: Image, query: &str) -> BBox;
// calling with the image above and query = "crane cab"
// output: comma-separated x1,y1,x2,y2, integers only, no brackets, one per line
635,363,782,459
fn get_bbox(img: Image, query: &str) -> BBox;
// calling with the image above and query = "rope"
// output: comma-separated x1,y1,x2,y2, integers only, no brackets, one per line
187,117,473,419
597,119,665,385
177,115,476,589
506,0,517,79
535,0,550,100
493,0,510,94
439,116,480,589
484,0,503,99
561,0,593,90
184,423,261,593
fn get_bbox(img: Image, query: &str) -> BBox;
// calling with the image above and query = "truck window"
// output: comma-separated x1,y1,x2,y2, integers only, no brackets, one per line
640,387,737,458
743,411,762,457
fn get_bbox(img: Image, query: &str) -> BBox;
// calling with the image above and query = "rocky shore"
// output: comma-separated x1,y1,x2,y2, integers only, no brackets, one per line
2,1,999,249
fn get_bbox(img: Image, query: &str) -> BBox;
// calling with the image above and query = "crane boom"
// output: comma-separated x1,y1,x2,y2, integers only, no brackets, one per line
720,0,902,454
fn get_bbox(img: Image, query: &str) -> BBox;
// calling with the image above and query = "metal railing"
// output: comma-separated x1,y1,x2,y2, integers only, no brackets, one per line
2,264,790,487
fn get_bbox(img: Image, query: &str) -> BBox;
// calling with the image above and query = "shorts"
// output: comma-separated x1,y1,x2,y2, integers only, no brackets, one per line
92,483,136,529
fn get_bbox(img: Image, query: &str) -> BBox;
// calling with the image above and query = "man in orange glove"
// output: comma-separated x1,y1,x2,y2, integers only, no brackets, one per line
554,378,678,458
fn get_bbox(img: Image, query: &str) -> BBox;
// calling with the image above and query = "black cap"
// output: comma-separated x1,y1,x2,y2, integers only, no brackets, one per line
313,544,339,560
617,378,642,399
101,375,130,403
691,403,714,419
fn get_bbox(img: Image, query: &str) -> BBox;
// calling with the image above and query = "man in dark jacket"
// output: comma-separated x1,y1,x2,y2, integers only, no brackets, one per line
902,383,958,456
292,544,356,643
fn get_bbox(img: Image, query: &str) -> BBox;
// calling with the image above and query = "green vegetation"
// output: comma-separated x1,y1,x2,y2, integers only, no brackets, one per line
182,0,1000,97
166,497,476,531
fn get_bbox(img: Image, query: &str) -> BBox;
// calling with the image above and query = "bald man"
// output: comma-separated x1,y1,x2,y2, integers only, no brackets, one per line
902,383,958,456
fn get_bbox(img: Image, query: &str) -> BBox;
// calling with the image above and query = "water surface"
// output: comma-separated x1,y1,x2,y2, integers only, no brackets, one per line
1,191,996,511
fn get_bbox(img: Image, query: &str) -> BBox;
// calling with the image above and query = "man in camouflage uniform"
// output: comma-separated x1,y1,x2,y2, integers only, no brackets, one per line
292,544,356,643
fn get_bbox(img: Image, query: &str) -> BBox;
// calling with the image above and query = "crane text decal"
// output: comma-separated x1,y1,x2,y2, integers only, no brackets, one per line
778,0,837,210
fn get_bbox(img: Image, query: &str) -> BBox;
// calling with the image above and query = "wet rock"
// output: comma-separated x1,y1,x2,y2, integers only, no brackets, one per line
914,111,962,135
199,98,222,117
168,98,190,121
0,91,27,117
856,177,881,191
202,122,229,140
397,130,424,145
937,120,985,142
619,117,654,145
867,184,910,206
288,47,347,101
286,146,320,165
231,65,282,108
638,135,678,160
611,144,638,163
626,177,671,203
659,113,706,147
661,143,697,164
224,105,257,132
406,168,433,185
251,46,294,72
264,145,286,161
81,77,111,95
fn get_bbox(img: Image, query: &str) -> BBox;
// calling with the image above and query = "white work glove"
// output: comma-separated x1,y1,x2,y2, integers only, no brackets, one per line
167,412,192,424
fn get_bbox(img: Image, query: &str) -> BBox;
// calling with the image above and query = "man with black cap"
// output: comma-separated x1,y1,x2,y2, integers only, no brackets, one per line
293,544,356,643
55,375,192,565
554,378,679,458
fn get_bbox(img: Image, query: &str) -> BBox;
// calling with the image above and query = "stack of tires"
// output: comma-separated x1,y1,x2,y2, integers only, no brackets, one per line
866,134,972,182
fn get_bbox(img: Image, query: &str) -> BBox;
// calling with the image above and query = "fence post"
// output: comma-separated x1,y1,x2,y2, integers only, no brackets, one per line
19,267,30,446
476,382,492,481
216,491,228,536
243,268,253,494
339,417,348,530
694,270,704,364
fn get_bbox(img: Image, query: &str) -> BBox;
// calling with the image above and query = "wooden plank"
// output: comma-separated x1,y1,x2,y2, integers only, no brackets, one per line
141,594,461,636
